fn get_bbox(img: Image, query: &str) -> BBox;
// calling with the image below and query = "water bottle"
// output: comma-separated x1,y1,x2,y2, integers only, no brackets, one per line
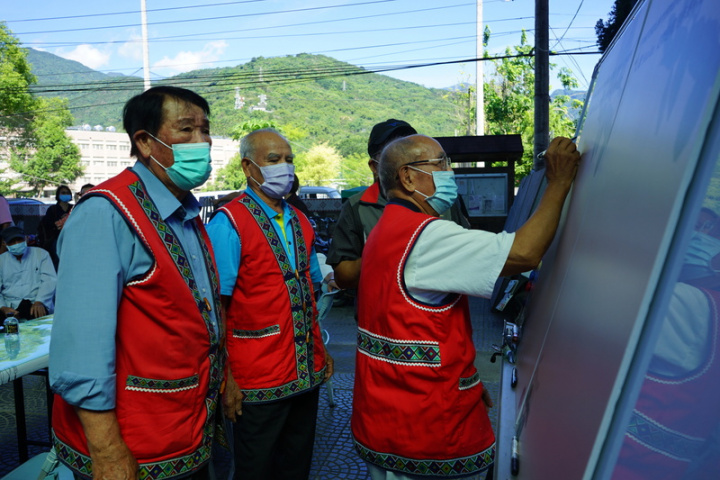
4,314,19,359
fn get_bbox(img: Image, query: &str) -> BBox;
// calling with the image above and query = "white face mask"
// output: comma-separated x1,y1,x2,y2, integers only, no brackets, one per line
249,161,295,199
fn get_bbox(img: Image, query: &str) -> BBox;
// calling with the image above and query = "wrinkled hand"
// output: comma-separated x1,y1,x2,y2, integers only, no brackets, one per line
222,371,243,422
324,352,335,381
89,440,139,480
323,272,340,293
481,387,494,412
544,136,580,187
30,302,47,319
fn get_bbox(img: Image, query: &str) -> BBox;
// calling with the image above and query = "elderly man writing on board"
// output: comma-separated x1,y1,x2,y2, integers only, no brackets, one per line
351,135,579,479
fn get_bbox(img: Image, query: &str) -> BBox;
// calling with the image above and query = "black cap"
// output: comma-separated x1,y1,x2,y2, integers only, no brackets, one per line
1,226,24,243
367,119,417,158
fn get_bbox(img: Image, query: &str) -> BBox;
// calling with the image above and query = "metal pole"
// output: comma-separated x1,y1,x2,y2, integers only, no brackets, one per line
534,0,549,160
141,0,151,91
476,0,484,136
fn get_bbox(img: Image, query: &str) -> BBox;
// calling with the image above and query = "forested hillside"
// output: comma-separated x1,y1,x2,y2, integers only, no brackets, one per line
26,49,459,156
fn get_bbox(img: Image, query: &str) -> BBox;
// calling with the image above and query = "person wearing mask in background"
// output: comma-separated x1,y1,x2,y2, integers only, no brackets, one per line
0,225,56,320
327,119,469,291
38,184,73,268
207,128,333,480
50,86,229,480
351,135,579,479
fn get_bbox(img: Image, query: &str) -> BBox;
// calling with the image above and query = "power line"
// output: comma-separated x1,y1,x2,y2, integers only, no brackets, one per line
551,0,585,51
11,0,406,35
2,49,601,118
6,0,267,23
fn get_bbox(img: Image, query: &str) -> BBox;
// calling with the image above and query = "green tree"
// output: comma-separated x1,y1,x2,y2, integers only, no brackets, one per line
9,97,83,195
595,0,640,52
483,31,582,182
0,23,37,149
230,119,278,141
294,143,341,186
207,152,246,191
339,152,373,189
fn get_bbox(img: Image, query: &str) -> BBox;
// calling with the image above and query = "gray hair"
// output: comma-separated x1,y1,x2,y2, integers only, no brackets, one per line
378,135,420,195
239,128,287,160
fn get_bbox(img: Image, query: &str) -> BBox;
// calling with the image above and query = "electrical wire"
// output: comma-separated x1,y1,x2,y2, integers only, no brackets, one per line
550,0,585,51
11,0,409,35
6,1,268,23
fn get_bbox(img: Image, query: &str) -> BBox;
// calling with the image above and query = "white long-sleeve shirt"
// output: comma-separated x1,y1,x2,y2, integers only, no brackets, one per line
0,246,57,312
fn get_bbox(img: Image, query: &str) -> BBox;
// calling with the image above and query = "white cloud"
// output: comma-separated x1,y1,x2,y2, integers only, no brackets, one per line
152,41,229,74
58,44,111,70
118,34,144,61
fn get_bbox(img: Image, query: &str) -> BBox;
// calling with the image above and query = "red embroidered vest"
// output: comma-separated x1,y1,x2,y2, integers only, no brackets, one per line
351,202,495,476
218,193,327,403
52,169,223,479
614,287,720,479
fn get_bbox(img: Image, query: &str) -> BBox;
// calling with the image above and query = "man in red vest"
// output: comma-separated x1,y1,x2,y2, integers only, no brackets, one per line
207,128,333,479
50,86,225,480
352,134,579,479
328,119,469,290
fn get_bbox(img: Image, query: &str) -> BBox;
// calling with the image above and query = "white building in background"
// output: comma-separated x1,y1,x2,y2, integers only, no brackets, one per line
65,128,239,195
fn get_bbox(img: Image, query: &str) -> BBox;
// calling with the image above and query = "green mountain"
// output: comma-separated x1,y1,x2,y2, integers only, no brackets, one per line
25,49,460,156
26,49,145,128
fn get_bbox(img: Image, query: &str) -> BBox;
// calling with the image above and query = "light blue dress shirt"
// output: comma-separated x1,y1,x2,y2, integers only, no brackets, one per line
0,246,57,312
206,187,322,297
49,162,219,410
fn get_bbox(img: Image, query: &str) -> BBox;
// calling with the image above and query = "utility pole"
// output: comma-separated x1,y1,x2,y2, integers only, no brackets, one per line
534,0,550,162
141,0,151,91
476,0,484,136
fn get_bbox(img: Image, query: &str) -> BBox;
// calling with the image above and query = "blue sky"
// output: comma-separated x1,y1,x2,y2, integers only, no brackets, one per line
3,0,616,91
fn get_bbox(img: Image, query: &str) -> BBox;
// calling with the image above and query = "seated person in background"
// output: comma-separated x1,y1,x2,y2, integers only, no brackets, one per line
0,226,57,319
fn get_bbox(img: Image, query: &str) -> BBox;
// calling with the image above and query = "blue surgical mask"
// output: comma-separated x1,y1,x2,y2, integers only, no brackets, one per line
7,241,26,256
410,168,458,215
249,160,295,199
59,194,72,203
148,133,212,191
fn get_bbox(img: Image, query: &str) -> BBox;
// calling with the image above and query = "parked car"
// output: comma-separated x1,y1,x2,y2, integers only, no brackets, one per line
7,198,51,237
298,186,340,199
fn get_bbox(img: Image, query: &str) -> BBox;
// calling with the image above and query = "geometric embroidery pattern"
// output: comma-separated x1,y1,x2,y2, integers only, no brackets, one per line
54,175,223,479
233,325,281,339
626,410,704,462
125,374,199,393
357,327,441,367
354,439,495,476
54,433,212,479
235,196,324,403
242,369,326,403
126,179,221,476
459,371,481,390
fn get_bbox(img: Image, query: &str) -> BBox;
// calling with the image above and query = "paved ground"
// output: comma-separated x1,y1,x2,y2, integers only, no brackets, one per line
0,296,504,479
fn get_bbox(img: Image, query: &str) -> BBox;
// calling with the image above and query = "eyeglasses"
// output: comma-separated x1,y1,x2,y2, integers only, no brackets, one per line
402,157,452,170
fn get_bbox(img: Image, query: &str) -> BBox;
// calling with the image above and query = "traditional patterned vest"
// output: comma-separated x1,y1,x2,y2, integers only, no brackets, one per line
52,169,223,479
352,202,495,477
615,287,720,479
218,193,326,404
